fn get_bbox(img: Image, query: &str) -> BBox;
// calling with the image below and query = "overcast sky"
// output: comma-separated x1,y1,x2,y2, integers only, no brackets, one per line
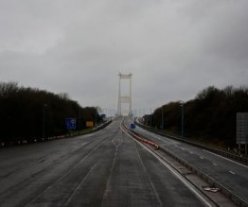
0,0,248,115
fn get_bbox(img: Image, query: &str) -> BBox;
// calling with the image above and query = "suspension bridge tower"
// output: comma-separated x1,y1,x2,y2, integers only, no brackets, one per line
117,73,132,116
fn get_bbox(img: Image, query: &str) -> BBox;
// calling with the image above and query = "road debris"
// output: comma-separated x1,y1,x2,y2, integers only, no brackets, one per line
203,186,220,193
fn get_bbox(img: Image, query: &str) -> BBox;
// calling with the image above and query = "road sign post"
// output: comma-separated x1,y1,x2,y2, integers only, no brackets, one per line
236,113,248,154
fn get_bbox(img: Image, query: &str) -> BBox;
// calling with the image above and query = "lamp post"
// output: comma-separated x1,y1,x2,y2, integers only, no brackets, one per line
161,106,164,129
42,104,48,138
180,102,184,137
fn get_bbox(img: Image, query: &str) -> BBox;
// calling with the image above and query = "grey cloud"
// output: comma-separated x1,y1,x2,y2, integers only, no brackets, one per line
0,0,247,114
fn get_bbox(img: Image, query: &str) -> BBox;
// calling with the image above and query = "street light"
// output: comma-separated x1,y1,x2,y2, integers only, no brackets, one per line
42,104,48,138
161,106,164,129
180,102,184,137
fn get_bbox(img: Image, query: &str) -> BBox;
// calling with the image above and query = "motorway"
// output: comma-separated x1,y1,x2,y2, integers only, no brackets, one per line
135,124,248,206
0,119,211,207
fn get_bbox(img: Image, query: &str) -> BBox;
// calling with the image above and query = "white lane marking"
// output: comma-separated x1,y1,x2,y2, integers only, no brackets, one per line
27,137,108,205
134,143,163,206
202,149,248,170
65,164,97,205
135,126,176,144
136,126,248,171
229,171,236,175
122,129,214,207
101,146,119,201
79,142,88,147
80,134,94,138
135,126,248,178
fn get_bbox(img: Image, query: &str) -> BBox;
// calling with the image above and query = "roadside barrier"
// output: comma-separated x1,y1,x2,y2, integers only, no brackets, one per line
0,120,112,148
120,121,159,150
135,120,248,165
134,120,248,207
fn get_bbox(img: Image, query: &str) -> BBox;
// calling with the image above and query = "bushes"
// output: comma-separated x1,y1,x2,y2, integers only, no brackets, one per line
145,86,248,147
0,82,101,143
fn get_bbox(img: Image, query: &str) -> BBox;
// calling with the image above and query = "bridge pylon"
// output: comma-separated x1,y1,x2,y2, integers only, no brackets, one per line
117,73,132,117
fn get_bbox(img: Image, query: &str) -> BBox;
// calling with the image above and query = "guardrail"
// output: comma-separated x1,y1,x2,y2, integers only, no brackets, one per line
120,120,159,150
135,120,248,165
0,120,112,148
136,122,248,207
131,121,248,207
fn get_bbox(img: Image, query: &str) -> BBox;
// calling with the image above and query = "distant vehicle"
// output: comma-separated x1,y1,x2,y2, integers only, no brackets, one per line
129,123,136,129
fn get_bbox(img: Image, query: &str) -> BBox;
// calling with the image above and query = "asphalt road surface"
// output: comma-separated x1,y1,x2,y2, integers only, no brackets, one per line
135,124,248,205
0,120,210,207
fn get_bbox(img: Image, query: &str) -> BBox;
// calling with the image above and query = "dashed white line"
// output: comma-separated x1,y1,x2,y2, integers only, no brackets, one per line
202,149,248,169
123,128,214,207
65,164,97,205
134,143,163,206
229,171,236,175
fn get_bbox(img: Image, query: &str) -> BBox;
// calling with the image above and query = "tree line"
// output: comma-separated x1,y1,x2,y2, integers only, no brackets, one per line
0,82,102,144
143,86,248,147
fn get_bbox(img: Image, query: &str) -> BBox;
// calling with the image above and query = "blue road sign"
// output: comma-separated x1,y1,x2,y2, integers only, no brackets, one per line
65,118,77,130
